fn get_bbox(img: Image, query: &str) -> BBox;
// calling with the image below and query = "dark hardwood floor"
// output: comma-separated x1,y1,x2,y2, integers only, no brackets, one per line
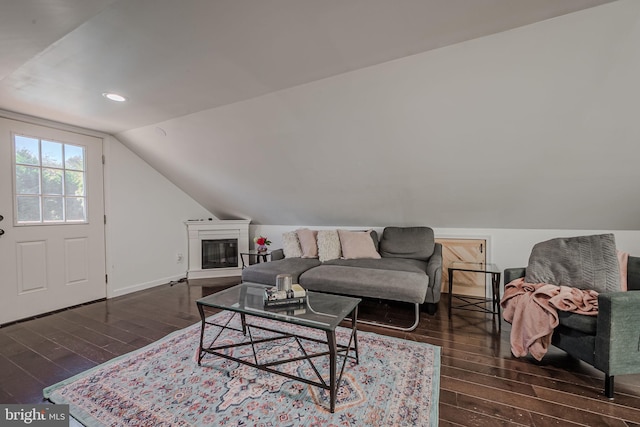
1,278,639,426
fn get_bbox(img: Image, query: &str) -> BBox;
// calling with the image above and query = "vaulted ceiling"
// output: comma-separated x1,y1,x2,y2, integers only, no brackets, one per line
4,0,639,230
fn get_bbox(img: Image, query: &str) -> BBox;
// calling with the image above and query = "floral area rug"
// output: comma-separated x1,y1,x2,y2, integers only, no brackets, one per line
44,311,440,426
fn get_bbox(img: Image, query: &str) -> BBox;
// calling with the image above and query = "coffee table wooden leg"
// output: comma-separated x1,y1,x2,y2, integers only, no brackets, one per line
327,330,338,413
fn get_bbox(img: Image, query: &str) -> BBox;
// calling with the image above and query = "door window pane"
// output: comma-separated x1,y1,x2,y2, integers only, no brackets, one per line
17,196,41,222
65,145,84,171
42,168,63,195
15,165,40,194
64,170,85,196
42,140,63,168
65,197,86,221
15,135,40,165
43,197,64,221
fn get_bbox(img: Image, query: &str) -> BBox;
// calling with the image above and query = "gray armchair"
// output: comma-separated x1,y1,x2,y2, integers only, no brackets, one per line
504,255,640,398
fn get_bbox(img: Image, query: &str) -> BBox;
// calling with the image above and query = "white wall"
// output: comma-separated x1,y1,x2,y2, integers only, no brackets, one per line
104,136,214,297
118,1,640,231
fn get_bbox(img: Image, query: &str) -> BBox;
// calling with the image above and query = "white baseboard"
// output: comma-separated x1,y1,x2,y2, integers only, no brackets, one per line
107,273,186,298
187,267,242,279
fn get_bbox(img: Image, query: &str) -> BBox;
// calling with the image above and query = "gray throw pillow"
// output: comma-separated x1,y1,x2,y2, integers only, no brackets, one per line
525,233,620,293
379,226,435,261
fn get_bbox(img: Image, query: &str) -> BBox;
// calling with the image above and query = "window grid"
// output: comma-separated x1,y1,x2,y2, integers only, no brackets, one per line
13,134,87,225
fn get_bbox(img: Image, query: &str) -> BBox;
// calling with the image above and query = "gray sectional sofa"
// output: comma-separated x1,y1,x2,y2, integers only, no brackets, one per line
241,226,443,331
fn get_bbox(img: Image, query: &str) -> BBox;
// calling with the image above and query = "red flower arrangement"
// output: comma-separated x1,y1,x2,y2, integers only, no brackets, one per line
253,236,271,246
253,236,271,252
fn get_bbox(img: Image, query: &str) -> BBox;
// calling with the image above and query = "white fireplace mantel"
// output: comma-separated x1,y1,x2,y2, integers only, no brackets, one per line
186,219,250,279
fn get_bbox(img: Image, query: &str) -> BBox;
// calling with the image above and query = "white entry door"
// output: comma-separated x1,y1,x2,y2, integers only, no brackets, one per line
0,117,106,324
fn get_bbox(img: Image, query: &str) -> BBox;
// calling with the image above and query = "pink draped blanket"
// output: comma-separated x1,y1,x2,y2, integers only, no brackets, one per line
500,278,599,361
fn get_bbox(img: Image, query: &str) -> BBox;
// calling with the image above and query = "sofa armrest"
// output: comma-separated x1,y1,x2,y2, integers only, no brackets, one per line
504,267,526,285
627,255,640,291
595,290,640,375
424,243,443,303
271,248,284,261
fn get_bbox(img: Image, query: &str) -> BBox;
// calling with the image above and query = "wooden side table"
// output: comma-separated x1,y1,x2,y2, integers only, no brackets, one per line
448,261,501,328
240,250,271,269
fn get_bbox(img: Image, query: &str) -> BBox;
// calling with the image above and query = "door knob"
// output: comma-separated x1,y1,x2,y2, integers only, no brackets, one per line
0,214,3,221
0,229,4,236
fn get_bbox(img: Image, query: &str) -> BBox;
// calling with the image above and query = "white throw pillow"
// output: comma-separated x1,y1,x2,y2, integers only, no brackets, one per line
282,231,303,258
317,230,342,262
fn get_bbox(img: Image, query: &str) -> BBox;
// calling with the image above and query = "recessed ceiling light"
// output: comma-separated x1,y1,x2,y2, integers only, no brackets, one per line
102,92,127,102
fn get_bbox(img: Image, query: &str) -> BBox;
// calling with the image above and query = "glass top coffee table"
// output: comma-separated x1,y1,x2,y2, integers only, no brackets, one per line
196,282,361,413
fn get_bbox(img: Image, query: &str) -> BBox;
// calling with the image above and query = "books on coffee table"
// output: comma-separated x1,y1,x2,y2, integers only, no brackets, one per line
264,284,307,307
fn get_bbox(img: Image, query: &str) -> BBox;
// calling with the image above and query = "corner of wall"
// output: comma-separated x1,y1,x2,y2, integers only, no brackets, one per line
103,135,214,298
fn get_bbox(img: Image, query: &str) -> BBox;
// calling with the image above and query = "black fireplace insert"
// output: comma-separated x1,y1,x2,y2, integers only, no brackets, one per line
202,239,238,269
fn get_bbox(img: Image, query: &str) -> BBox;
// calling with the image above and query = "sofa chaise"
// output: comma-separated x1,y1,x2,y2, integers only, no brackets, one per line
241,226,443,331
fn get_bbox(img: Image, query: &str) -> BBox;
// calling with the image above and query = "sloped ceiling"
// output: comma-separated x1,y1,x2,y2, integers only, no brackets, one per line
3,0,639,230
